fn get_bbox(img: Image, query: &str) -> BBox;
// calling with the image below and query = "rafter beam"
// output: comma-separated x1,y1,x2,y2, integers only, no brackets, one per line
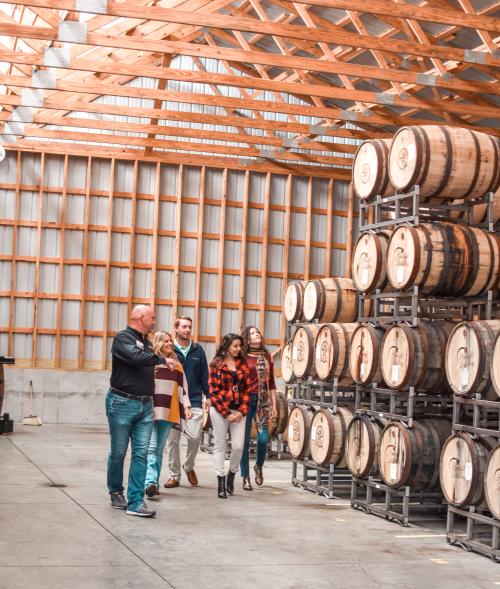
0,126,357,167
0,74,388,140
278,0,500,33
1,50,499,122
4,143,353,179
0,110,359,153
2,79,499,134
1,0,499,66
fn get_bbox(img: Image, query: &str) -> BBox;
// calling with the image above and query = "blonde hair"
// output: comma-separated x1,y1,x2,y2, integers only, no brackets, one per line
152,331,176,359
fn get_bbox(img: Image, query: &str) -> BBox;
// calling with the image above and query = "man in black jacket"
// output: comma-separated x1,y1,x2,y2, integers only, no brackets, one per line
164,316,209,488
106,304,173,518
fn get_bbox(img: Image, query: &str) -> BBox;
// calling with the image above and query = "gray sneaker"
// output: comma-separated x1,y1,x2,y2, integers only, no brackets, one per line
110,491,127,510
126,502,156,518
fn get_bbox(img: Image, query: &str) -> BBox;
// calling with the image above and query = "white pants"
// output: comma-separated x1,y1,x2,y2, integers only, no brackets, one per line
166,407,204,480
210,407,247,477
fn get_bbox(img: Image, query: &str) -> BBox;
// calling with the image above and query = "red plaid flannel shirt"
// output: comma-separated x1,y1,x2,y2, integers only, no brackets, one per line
208,357,251,417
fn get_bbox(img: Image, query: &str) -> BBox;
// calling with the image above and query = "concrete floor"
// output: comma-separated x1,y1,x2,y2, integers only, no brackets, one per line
0,425,498,589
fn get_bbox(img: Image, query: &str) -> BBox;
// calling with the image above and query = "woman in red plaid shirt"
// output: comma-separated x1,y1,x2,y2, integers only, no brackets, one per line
208,333,251,498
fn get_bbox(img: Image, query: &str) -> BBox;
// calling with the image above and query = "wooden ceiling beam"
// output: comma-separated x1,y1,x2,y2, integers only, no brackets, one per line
0,110,358,153
0,126,353,166
2,54,499,122
3,22,497,96
278,0,500,33
2,48,499,122
3,0,499,66
3,76,499,133
0,74,386,139
4,144,353,179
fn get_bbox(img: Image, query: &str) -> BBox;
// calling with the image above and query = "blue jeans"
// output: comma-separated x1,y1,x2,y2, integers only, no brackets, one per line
105,390,154,510
145,421,174,488
240,398,269,478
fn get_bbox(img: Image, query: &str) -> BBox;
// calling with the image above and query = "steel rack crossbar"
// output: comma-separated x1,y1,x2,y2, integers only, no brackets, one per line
359,187,495,233
355,384,452,428
290,379,356,411
285,319,319,341
267,434,289,460
452,395,500,438
292,457,351,499
358,288,498,326
201,428,289,460
447,505,500,561
200,428,215,454
351,476,445,527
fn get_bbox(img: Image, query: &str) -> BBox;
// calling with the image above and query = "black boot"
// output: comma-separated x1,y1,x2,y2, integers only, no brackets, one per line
217,476,227,499
226,471,235,495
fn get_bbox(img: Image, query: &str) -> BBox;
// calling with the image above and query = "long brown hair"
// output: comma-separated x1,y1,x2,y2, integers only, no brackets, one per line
211,333,244,368
152,331,177,359
241,325,266,356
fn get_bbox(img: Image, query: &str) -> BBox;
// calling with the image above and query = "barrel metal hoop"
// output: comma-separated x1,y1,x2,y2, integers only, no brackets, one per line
458,226,479,296
332,277,342,323
418,224,434,291
373,139,389,197
487,136,500,195
317,280,326,322
428,126,453,199
483,232,495,293
461,129,481,200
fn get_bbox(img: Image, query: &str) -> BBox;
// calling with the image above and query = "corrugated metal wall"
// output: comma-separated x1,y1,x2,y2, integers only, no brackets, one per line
0,149,350,369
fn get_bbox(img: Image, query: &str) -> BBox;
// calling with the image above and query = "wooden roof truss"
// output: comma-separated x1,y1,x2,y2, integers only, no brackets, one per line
0,0,498,174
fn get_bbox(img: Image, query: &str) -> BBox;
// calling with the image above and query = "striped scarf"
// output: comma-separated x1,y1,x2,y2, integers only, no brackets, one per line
250,347,270,432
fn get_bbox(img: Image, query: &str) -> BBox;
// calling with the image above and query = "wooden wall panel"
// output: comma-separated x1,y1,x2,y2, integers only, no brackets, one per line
0,148,353,369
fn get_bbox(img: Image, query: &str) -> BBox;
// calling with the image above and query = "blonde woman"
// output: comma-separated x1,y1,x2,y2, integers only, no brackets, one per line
145,331,192,498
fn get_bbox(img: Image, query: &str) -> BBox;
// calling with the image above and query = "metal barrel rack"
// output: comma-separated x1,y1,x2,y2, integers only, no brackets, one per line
349,186,484,525
446,392,500,560
292,458,351,500
200,428,289,460
289,378,355,498
358,186,496,233
355,384,453,428
351,477,446,527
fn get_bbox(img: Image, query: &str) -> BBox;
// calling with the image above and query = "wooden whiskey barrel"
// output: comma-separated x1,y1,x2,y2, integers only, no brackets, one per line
268,391,289,437
302,277,366,323
491,333,500,399
345,415,385,479
291,324,320,379
445,320,500,398
280,342,295,384
314,322,358,383
275,392,289,436
380,322,453,392
202,405,212,431
352,138,394,200
309,406,354,467
287,404,314,459
386,222,500,296
352,231,391,293
283,280,305,323
378,418,451,491
439,433,495,507
388,126,500,200
484,444,500,519
448,187,500,226
349,324,386,386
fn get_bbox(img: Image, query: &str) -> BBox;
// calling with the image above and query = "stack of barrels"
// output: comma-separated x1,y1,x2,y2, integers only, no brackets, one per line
282,276,366,468
342,124,500,496
438,321,500,519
